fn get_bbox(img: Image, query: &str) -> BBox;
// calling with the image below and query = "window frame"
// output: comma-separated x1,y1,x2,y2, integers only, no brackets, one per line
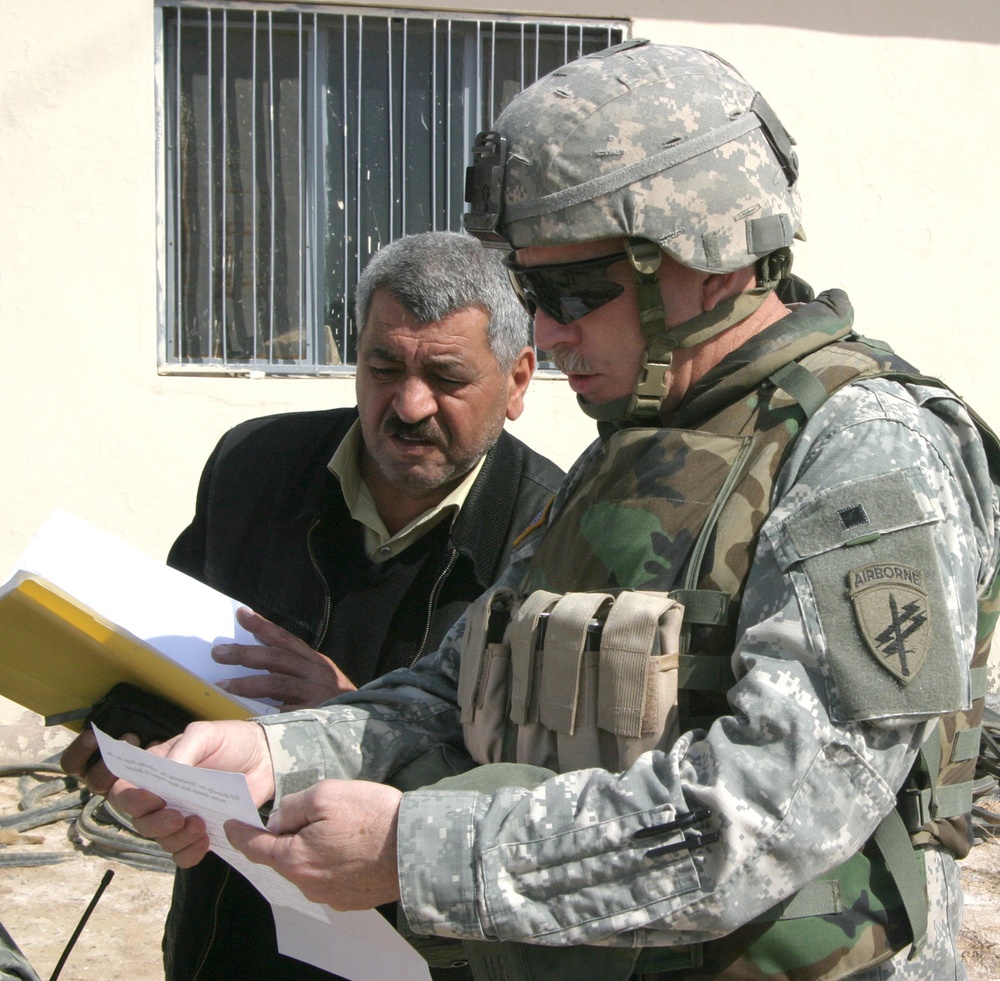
153,1,630,377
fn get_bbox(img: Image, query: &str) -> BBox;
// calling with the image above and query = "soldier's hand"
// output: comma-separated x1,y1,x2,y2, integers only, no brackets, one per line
108,720,276,868
213,607,357,709
226,779,402,909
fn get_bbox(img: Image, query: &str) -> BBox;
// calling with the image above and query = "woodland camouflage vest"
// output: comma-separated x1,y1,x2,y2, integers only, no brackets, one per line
455,312,1000,980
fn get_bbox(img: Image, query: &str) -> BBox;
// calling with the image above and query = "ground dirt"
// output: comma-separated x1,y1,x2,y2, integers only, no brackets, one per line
3,705,1000,981
0,707,173,981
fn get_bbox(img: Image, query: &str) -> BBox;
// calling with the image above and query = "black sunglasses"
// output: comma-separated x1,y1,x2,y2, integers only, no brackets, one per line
503,250,629,325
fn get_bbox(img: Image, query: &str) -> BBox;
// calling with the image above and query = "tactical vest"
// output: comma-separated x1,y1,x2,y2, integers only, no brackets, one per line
454,331,1000,981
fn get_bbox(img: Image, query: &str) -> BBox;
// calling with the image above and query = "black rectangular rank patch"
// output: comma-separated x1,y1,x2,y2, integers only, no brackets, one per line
838,504,870,531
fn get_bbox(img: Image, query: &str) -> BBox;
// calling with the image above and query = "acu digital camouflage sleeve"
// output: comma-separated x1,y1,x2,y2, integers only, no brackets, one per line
257,377,998,963
0,922,40,981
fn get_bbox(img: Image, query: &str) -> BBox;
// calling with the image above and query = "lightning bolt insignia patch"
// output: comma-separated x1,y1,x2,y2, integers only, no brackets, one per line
848,563,930,684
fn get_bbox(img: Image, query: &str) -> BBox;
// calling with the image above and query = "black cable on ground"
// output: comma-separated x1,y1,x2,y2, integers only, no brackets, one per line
0,755,173,872
75,796,175,873
0,851,69,868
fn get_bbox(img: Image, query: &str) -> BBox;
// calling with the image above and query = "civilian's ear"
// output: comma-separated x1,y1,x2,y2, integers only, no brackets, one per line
505,346,536,421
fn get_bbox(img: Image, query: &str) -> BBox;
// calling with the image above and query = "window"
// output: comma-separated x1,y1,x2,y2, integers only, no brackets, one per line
156,3,628,373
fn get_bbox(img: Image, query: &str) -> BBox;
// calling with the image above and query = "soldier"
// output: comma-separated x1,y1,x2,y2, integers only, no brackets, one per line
112,41,1000,980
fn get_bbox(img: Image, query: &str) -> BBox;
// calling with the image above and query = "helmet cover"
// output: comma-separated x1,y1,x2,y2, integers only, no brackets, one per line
466,39,801,274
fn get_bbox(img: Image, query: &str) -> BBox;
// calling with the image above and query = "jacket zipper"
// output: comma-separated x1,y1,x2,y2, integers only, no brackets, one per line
306,516,333,650
413,547,458,666
190,864,230,981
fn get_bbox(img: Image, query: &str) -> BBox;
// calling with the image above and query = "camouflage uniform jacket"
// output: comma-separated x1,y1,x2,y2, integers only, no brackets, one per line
259,290,1000,976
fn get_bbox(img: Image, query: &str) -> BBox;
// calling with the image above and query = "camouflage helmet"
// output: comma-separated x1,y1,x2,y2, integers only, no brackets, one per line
465,39,801,274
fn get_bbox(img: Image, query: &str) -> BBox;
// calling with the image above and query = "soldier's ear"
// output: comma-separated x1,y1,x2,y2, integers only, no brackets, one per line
505,346,535,421
702,267,755,312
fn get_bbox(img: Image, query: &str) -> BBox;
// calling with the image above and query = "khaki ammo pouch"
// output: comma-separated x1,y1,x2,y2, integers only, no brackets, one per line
458,586,684,772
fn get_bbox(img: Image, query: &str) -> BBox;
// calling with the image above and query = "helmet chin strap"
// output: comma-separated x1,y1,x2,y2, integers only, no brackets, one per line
577,239,786,426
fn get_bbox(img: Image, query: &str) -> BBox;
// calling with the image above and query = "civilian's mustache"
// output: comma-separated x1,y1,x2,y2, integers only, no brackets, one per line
384,416,445,445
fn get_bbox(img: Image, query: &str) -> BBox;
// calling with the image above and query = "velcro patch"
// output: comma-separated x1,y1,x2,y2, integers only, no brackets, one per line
848,564,929,684
768,467,965,721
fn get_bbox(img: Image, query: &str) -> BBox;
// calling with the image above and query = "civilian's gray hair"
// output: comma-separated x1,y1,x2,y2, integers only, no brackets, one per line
354,231,531,371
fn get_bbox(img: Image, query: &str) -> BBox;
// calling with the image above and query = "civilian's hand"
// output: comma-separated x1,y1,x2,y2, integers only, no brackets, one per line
61,728,139,795
213,608,356,709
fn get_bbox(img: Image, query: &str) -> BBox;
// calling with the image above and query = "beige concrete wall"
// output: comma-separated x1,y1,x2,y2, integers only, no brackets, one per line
2,0,999,586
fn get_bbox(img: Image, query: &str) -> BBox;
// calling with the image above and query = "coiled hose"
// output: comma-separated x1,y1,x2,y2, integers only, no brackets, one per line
0,756,173,873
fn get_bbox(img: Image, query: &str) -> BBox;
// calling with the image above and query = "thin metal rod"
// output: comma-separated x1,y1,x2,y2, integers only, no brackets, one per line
49,869,115,981
445,21,452,229
533,23,540,84
475,19,482,131
520,23,525,91
488,21,495,123
311,12,321,361
355,16,362,264
401,18,408,234
430,20,437,227
174,6,183,358
341,16,349,346
387,17,394,241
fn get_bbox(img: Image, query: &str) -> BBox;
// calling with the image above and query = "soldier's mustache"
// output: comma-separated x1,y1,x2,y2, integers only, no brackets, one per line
548,348,595,375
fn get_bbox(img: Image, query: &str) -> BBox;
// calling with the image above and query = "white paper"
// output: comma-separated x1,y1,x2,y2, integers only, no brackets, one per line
7,509,275,717
95,729,431,981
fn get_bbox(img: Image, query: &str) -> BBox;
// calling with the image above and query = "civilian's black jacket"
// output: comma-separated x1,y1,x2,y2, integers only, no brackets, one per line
163,406,564,981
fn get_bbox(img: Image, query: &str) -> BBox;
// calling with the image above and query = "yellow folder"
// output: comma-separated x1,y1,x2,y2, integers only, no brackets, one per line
0,574,256,730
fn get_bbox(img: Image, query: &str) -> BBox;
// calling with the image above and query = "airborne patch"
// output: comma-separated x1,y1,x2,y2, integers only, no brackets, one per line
848,563,930,684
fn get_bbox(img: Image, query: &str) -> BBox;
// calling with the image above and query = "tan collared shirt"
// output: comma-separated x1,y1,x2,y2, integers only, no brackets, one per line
328,420,486,563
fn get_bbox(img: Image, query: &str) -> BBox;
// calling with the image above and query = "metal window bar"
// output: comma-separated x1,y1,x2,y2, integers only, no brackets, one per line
206,9,214,360
157,2,627,374
250,8,258,361
267,14,275,356
400,19,407,238
388,19,395,241
296,12,304,362
340,16,350,360
220,9,227,360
